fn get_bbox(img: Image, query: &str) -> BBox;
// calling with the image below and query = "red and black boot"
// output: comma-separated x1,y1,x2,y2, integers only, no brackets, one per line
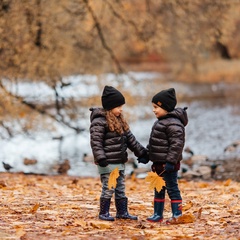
166,200,182,224
147,198,164,222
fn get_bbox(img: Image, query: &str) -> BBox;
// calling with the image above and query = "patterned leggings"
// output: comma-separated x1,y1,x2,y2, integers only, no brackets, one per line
100,170,126,199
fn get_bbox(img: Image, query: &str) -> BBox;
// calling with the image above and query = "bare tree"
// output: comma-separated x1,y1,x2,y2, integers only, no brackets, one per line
0,0,239,137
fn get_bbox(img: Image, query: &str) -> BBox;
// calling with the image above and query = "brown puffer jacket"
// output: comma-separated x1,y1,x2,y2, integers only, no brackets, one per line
89,108,147,165
148,107,188,165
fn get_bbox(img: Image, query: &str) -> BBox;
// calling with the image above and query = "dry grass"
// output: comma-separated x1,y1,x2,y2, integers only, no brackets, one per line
195,59,240,83
126,59,240,84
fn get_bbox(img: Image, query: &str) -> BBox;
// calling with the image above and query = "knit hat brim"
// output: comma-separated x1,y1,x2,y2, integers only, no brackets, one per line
101,86,125,110
152,88,177,112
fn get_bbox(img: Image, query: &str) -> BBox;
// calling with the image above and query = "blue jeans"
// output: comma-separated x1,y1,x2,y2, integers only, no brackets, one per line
100,170,126,199
155,171,182,200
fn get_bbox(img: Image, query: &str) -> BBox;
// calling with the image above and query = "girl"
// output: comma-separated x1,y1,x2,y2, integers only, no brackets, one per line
90,85,147,221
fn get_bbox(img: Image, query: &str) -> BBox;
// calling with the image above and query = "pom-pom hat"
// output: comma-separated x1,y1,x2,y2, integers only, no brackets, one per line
101,86,125,110
152,88,177,112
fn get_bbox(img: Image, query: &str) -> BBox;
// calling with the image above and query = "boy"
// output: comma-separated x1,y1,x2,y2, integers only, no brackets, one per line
139,88,188,224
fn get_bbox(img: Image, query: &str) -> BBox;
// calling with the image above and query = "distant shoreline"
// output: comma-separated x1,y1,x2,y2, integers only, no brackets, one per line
123,59,240,84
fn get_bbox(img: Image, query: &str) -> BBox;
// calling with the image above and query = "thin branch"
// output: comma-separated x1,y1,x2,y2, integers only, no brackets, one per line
0,80,84,133
83,0,124,73
105,0,141,38
0,120,13,137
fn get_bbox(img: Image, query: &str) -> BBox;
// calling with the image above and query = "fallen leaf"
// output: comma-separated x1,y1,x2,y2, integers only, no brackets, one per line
29,202,40,214
207,220,220,226
131,172,136,181
145,171,165,192
0,180,7,188
108,167,120,189
168,214,195,224
223,179,231,186
15,225,26,237
198,182,210,188
197,207,202,219
89,220,112,229
74,219,87,227
182,201,193,211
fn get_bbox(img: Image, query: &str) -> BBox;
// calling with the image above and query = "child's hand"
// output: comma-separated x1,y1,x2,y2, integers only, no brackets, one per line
137,153,149,164
98,158,108,167
164,162,175,172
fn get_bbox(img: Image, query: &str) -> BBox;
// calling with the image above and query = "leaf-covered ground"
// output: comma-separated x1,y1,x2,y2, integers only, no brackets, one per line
0,173,239,240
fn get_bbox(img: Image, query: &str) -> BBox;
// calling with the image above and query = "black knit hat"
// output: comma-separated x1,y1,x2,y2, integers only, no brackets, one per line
101,86,125,110
152,88,177,112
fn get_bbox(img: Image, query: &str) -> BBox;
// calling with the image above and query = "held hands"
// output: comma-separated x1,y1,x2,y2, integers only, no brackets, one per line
137,152,149,164
151,162,178,175
98,158,108,167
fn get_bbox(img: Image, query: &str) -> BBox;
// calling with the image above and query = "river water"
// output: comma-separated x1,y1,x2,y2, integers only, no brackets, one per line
71,78,240,177
0,73,239,177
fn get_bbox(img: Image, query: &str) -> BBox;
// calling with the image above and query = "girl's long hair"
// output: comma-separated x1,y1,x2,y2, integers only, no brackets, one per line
106,110,129,134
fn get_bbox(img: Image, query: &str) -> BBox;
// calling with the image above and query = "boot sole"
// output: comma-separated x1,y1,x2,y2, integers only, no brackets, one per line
99,217,115,221
99,218,115,221
147,219,163,223
116,217,138,220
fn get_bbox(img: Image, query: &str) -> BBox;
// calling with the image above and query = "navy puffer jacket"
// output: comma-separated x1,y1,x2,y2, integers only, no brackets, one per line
148,107,188,165
90,108,146,165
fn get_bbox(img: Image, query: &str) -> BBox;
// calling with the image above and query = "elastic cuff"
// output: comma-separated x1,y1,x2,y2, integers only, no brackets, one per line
154,198,165,202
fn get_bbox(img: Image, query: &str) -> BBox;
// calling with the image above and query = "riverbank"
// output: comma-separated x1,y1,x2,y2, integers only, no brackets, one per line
0,72,239,178
0,173,239,239
125,59,240,83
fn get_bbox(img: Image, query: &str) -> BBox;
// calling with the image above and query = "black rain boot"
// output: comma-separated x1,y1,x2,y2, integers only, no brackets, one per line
99,198,115,221
115,197,138,220
166,200,182,224
147,198,164,222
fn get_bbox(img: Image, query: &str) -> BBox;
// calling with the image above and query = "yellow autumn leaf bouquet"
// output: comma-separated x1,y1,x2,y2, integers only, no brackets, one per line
145,171,165,192
108,167,120,189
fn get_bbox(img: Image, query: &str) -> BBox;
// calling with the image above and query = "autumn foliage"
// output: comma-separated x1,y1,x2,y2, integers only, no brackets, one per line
108,168,120,190
145,171,165,192
0,173,239,239
1,0,240,137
